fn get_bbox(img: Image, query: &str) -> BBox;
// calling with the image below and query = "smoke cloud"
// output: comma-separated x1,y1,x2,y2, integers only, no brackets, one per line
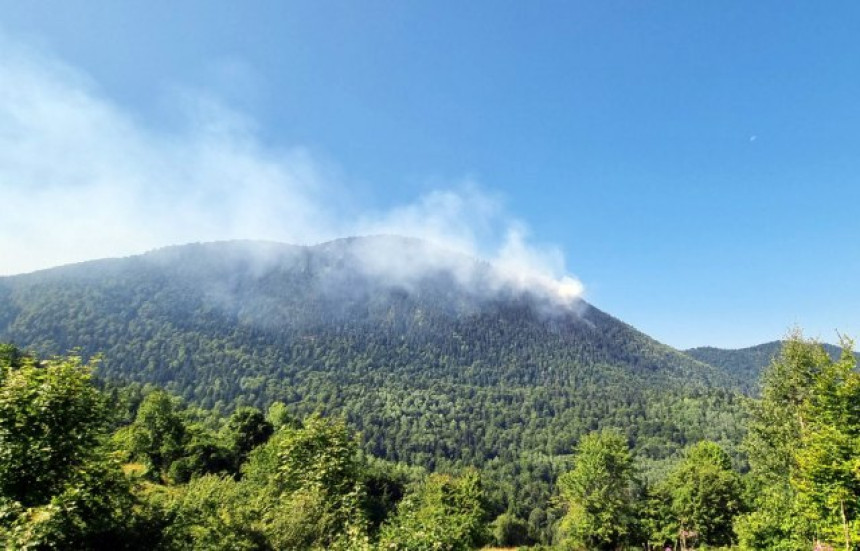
0,34,583,306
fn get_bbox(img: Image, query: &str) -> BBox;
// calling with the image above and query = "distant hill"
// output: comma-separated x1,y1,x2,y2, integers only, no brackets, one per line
686,341,855,391
0,237,747,510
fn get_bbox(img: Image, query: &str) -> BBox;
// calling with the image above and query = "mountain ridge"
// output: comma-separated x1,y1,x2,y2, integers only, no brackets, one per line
0,237,748,510
686,340,857,389
0,237,727,383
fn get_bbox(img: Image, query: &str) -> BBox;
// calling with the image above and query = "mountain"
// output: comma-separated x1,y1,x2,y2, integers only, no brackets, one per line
0,236,746,511
685,343,784,391
686,341,856,391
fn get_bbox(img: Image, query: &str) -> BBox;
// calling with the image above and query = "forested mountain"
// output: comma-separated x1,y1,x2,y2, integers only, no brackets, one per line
686,341,855,391
0,237,747,515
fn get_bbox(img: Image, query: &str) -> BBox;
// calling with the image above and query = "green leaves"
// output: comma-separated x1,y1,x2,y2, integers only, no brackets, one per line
663,441,744,548
128,390,188,478
737,334,860,550
0,347,140,549
378,469,489,551
792,338,860,547
0,353,108,506
557,430,638,550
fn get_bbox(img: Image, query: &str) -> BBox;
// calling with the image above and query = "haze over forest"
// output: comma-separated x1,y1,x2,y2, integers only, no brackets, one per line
1,3,859,550
2,2,859,348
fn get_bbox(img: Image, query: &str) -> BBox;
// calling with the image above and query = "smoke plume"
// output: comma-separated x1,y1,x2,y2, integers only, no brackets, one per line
0,33,583,306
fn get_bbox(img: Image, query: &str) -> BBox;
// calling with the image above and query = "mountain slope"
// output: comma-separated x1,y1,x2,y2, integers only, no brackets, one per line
0,237,728,386
686,341,855,390
0,237,746,510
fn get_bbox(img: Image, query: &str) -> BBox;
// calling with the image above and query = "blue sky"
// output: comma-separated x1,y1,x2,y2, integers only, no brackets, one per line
1,1,858,349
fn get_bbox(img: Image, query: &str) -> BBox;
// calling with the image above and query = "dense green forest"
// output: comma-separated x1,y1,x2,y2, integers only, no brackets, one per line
685,341,857,391
3,239,858,548
0,239,748,516
2,335,859,549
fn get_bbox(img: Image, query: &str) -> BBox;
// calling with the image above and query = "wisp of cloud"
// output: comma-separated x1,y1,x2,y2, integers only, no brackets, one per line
0,33,583,307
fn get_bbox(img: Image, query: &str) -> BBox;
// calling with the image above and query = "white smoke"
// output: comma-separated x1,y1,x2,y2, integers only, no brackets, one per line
0,33,583,306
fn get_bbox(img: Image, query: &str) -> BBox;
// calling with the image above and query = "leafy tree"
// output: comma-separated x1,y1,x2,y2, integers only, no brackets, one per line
792,339,860,549
0,352,108,505
266,400,301,430
167,422,233,483
662,441,744,548
273,413,360,497
638,483,677,551
1,459,138,550
359,455,421,535
155,474,264,550
0,348,139,549
735,333,858,550
242,414,369,549
492,511,532,547
0,342,28,370
378,469,488,550
557,429,638,550
129,390,188,478
223,406,273,471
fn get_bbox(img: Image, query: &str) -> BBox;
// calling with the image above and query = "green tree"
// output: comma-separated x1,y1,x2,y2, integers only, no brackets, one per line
129,390,188,478
0,348,138,549
378,469,488,550
638,483,677,551
274,414,360,497
167,422,233,483
243,414,369,549
155,474,264,551
792,339,860,549
223,406,273,471
735,332,856,550
663,441,744,549
0,343,28,370
492,511,531,547
0,352,108,505
557,429,638,550
266,401,301,430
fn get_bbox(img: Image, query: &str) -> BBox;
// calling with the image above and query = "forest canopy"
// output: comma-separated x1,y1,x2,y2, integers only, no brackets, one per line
1,333,857,549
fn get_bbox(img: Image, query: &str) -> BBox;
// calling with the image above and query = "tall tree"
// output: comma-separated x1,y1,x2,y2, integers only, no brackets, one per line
793,339,860,549
244,414,370,549
735,333,856,550
223,406,274,470
557,429,638,550
663,441,744,549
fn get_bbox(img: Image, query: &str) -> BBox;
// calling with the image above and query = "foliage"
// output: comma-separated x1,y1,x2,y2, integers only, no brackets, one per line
241,413,371,549
0,353,108,505
266,400,301,430
792,338,860,548
662,441,744,548
491,511,532,547
129,390,189,479
222,406,273,471
556,430,638,550
0,239,749,511
154,474,264,550
735,333,860,550
378,469,488,550
0,348,140,549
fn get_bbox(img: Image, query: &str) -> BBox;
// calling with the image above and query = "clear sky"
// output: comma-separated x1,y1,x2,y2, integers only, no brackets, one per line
1,1,858,349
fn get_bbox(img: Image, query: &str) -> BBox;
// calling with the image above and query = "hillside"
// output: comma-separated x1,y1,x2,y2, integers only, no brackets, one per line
0,237,746,511
686,340,855,391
